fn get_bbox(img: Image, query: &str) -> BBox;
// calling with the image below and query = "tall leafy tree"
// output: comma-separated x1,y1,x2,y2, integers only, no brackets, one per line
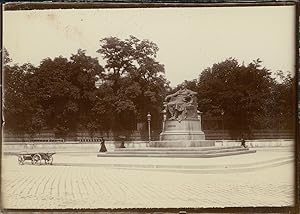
69,49,105,134
259,71,295,130
29,50,104,137
3,48,11,64
97,36,169,132
196,58,273,138
3,58,43,137
32,56,76,136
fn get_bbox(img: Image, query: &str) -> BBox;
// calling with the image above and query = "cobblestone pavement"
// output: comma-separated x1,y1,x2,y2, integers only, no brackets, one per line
1,153,295,209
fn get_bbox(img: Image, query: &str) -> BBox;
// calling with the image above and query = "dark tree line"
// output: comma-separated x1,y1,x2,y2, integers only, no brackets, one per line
174,58,295,138
3,37,169,138
3,36,295,139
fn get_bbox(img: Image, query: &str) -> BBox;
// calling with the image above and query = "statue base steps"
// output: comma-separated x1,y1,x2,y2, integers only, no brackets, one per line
97,146,256,158
150,140,214,148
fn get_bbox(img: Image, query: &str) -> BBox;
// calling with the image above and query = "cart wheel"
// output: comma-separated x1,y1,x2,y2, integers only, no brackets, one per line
48,155,53,165
32,154,42,165
45,155,53,165
18,155,24,165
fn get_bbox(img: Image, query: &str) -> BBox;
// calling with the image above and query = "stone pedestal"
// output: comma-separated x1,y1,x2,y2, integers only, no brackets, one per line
160,119,205,141
157,87,212,147
158,112,212,147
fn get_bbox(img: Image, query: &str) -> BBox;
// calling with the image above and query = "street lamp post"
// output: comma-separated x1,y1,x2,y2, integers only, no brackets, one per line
162,109,167,132
147,112,151,144
221,110,225,142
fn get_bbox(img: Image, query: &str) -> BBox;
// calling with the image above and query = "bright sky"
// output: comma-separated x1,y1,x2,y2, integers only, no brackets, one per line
4,6,295,86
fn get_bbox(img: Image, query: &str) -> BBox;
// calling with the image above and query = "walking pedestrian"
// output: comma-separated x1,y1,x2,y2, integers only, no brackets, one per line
99,137,107,152
241,138,247,148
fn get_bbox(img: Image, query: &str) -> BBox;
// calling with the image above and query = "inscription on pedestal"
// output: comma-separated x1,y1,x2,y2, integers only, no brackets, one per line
168,125,176,127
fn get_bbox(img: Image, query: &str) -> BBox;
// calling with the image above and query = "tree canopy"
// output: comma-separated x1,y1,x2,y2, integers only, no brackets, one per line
96,36,169,132
4,50,105,137
4,36,170,138
182,58,295,138
3,38,295,139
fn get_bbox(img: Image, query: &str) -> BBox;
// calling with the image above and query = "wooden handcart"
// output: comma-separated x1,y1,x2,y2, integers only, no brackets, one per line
17,152,56,165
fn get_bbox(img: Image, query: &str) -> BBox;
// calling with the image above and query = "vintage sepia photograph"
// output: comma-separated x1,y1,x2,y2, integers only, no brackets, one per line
1,3,297,211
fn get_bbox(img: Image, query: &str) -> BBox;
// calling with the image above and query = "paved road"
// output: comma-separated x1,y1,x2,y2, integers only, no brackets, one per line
1,153,295,209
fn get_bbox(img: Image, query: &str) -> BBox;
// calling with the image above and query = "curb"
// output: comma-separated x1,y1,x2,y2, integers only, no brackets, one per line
112,159,294,174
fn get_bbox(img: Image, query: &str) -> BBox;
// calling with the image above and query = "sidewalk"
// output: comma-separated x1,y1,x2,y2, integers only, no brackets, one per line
2,139,295,155
1,152,294,209
3,148,294,174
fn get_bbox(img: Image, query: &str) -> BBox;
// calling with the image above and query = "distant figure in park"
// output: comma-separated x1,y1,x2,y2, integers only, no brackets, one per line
119,136,126,148
241,138,247,148
99,137,107,152
164,87,198,122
